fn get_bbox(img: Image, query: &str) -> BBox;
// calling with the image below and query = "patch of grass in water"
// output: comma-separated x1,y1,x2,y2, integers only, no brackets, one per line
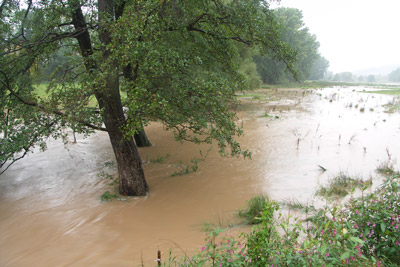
239,195,271,224
100,190,118,201
376,160,397,176
281,198,310,211
364,89,400,96
316,172,372,199
261,113,280,119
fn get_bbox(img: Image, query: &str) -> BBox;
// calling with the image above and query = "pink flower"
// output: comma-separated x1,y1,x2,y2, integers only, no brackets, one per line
325,252,330,257
201,246,206,251
321,230,324,235
333,229,337,236
228,259,231,263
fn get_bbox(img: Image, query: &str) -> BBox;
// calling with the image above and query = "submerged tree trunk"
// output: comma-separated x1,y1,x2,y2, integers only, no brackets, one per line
134,129,152,147
99,78,149,195
105,115,149,195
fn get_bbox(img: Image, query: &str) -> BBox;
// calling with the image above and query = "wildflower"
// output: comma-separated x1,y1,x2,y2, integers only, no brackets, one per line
321,230,324,235
325,252,330,257
333,229,337,236
377,261,382,267
228,259,231,263
201,246,206,251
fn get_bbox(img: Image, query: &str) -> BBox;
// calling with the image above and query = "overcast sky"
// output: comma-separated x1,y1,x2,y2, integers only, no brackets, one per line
270,0,400,74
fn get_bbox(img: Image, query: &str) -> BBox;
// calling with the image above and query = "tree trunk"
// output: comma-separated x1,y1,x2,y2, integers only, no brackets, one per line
99,75,149,196
134,129,152,147
71,0,149,196
106,121,149,195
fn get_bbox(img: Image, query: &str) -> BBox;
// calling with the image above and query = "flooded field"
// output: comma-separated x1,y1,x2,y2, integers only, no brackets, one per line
1,86,400,266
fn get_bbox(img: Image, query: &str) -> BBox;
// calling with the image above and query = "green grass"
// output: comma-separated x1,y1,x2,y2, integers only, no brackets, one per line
32,82,101,107
281,198,309,211
100,190,118,201
146,153,170,164
376,160,397,176
316,172,372,199
33,83,50,98
238,195,270,224
364,89,400,95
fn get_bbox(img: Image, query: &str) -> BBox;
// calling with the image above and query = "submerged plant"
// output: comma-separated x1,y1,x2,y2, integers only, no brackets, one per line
239,195,271,224
100,190,118,201
316,173,372,199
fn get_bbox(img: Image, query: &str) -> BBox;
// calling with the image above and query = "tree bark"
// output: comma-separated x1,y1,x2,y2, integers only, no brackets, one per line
101,88,149,195
71,0,149,196
134,129,152,147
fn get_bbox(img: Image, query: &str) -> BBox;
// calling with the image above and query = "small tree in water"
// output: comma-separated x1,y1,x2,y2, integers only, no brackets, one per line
0,0,296,195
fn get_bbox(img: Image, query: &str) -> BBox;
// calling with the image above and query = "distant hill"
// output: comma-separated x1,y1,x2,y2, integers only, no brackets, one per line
353,64,400,76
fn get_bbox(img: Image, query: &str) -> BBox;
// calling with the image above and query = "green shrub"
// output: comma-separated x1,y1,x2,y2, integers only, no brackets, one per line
239,195,271,224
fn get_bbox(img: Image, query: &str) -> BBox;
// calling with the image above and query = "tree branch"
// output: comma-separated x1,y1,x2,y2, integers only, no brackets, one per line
0,0,8,17
0,70,107,132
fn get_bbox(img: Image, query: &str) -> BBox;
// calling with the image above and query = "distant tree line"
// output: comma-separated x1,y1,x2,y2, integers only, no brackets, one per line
323,68,400,83
388,68,400,82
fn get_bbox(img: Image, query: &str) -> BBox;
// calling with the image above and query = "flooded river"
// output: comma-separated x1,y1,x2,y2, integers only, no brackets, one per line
1,86,400,266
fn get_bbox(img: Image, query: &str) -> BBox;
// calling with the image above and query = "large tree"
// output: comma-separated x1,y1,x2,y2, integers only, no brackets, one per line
254,7,323,84
0,0,295,195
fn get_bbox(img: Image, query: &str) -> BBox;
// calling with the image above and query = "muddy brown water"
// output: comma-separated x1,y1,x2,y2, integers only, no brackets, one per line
1,86,400,266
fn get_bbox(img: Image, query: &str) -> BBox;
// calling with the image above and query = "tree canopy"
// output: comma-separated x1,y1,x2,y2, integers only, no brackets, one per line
0,0,296,195
388,67,400,82
254,7,327,84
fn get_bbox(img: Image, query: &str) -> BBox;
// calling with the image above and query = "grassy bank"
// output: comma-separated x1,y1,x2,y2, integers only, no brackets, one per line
158,165,400,266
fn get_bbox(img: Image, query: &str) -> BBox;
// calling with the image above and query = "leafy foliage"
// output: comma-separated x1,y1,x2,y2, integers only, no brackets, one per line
239,195,271,224
1,0,296,180
254,7,327,84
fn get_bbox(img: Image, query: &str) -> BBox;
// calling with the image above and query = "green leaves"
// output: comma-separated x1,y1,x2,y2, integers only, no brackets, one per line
254,7,325,84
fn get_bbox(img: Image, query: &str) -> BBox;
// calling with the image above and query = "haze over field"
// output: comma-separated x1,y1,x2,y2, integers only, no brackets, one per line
272,0,400,75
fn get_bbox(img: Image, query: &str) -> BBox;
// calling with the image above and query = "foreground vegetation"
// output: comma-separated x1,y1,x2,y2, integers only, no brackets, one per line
159,166,400,266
